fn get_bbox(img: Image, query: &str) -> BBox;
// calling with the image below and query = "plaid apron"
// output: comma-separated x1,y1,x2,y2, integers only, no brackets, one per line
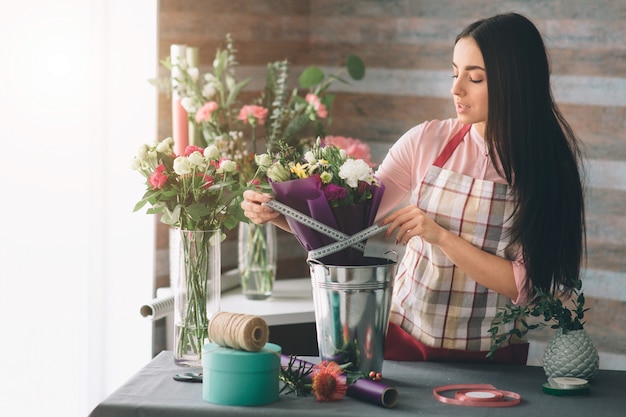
388,124,518,353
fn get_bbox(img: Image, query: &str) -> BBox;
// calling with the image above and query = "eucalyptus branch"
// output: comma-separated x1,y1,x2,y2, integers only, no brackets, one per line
487,280,588,358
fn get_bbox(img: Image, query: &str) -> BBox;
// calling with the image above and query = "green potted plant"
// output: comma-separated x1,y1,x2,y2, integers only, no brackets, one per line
488,280,598,379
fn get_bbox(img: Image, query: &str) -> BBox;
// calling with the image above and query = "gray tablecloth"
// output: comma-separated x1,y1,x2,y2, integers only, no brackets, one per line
89,351,625,417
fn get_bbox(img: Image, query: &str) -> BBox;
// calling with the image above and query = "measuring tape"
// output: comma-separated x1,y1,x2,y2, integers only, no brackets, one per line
263,200,388,260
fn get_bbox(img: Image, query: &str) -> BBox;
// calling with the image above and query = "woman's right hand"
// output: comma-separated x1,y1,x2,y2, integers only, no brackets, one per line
241,189,281,225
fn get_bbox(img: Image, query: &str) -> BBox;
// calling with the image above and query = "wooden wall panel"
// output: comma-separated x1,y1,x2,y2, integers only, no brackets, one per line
156,0,626,364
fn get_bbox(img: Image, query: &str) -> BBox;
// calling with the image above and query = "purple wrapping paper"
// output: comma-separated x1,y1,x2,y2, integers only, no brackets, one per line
270,177,385,265
280,355,399,408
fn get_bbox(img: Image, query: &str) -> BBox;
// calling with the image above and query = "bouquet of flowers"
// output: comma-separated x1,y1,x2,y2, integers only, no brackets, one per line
254,139,384,265
152,34,366,182
131,138,244,233
131,138,246,363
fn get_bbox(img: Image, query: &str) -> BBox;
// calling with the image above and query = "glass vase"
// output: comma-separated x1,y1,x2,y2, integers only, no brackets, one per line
174,229,221,367
238,222,277,300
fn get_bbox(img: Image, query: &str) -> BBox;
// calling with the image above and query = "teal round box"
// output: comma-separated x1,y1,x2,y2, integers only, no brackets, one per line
202,342,282,406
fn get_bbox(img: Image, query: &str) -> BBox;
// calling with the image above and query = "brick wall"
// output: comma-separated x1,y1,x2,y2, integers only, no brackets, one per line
156,0,626,363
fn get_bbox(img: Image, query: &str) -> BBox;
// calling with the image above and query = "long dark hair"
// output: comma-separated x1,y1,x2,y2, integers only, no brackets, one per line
456,13,586,295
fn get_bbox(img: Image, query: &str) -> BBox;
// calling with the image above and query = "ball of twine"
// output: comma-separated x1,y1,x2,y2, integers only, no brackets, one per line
208,311,269,352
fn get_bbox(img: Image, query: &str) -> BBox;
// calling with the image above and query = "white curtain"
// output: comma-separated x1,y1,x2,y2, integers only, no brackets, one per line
0,1,157,416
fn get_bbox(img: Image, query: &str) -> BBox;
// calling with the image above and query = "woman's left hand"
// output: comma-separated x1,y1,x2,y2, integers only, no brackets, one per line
380,205,446,246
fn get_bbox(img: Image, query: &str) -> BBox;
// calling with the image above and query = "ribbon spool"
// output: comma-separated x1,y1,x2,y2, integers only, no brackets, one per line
433,384,521,407
208,311,269,352
542,377,590,396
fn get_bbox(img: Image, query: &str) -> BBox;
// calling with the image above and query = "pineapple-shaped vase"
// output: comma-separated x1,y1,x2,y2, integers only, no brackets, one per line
543,328,599,380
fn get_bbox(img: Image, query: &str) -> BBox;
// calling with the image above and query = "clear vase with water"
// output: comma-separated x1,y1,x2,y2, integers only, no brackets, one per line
174,229,221,367
238,222,277,300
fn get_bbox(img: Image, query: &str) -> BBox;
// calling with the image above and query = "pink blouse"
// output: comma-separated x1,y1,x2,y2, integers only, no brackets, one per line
375,118,529,305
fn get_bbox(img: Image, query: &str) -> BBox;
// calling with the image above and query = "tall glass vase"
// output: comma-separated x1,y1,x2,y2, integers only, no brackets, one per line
174,229,221,367
238,222,277,300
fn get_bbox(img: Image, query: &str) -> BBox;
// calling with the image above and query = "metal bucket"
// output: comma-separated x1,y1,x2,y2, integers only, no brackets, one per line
308,256,397,375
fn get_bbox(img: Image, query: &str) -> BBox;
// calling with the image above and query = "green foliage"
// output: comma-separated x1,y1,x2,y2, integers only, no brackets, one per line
487,280,588,358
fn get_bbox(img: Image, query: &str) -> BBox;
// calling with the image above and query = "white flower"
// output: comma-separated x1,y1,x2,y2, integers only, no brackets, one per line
255,153,272,169
304,151,316,164
156,138,173,154
130,157,141,171
339,149,347,160
180,96,195,113
339,159,372,188
266,162,291,182
225,75,236,90
173,156,192,175
187,151,205,168
187,67,199,82
202,83,216,99
219,159,237,173
204,145,220,160
137,144,149,160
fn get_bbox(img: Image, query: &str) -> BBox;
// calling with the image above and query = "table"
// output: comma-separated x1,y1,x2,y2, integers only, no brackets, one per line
89,351,625,417
220,277,314,326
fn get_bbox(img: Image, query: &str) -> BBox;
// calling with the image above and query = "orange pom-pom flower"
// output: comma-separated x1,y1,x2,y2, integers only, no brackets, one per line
311,361,348,402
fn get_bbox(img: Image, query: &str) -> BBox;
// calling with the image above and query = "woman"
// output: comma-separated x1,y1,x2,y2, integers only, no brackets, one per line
241,13,586,364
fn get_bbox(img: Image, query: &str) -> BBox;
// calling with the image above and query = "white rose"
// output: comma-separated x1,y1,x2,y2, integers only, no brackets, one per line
255,153,273,169
187,151,205,168
339,149,347,160
339,159,372,188
203,145,220,160
173,156,192,175
219,159,237,173
156,139,172,154
266,163,291,182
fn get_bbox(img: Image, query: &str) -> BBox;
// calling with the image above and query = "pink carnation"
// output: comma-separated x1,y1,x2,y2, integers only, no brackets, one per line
148,164,168,189
324,135,374,167
306,93,328,118
237,105,268,125
195,101,219,123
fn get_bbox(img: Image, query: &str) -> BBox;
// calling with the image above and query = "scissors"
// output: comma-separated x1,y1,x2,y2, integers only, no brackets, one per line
173,372,203,382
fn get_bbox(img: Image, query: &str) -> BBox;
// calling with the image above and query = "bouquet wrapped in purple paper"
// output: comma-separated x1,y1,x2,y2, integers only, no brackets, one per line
254,139,384,265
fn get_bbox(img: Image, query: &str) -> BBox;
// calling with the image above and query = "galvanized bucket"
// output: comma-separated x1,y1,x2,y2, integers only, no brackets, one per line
308,255,397,375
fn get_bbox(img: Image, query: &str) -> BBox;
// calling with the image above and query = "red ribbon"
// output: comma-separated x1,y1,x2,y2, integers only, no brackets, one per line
433,384,521,407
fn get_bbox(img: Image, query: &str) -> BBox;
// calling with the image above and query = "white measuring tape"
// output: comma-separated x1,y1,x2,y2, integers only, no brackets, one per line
263,200,388,260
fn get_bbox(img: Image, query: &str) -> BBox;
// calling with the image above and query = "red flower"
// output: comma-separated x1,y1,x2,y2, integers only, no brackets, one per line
322,183,347,201
196,173,214,189
148,164,168,189
311,361,348,402
183,145,204,157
